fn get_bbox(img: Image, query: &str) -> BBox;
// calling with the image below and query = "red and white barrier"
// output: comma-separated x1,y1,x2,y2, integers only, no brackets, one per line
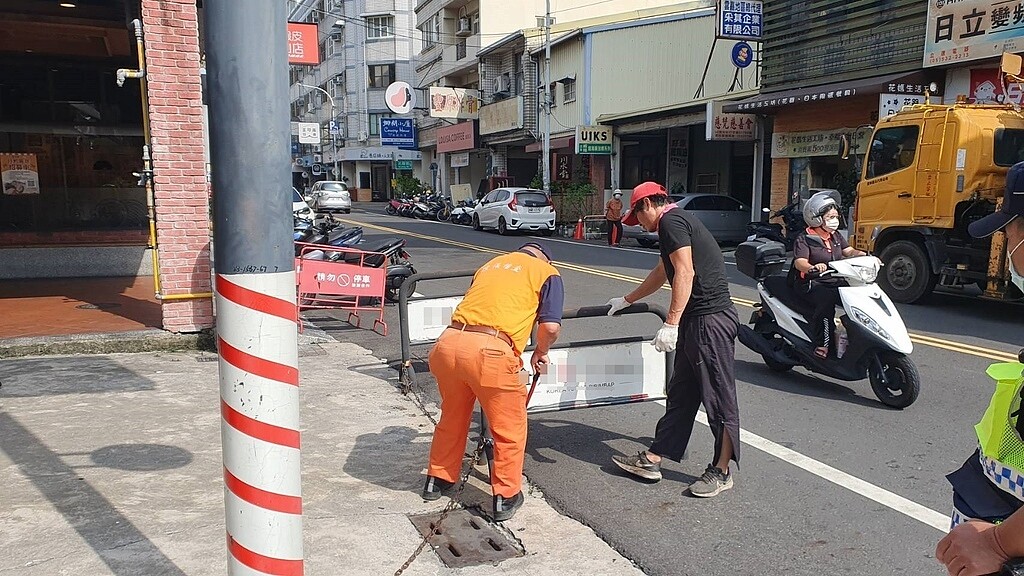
216,272,303,576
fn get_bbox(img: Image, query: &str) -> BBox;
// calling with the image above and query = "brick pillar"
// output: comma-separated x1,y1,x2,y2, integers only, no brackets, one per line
142,0,214,332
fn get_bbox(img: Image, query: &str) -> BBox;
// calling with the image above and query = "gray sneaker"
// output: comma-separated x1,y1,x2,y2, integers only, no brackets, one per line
688,464,733,498
612,451,662,481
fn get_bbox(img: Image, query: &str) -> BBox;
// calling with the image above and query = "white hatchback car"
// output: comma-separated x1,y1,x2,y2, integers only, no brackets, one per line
309,180,352,213
472,188,555,236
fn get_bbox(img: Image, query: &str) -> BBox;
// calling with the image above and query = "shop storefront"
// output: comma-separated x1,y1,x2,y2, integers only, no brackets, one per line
478,96,537,193
0,0,213,334
725,72,945,211
604,108,756,208
0,5,145,248
925,0,1024,106
436,120,487,200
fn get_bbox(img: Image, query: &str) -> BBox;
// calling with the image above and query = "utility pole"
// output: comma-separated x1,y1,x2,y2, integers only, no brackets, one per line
206,2,303,575
542,0,552,194
300,82,340,179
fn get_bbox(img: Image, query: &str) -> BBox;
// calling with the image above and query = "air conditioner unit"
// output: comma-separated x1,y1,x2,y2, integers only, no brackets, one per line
331,30,344,42
357,131,369,142
493,74,511,95
456,17,472,37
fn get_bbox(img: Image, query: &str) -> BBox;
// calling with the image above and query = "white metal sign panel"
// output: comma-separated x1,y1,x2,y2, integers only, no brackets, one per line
407,297,463,344
524,341,666,413
298,122,321,144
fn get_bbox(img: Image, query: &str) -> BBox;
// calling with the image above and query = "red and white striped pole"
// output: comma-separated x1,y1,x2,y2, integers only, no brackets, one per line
205,1,302,574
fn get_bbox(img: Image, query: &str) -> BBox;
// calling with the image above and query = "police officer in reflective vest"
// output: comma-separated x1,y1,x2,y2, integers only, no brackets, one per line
936,165,1024,576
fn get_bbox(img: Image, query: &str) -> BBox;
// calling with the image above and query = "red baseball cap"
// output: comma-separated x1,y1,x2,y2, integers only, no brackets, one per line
622,182,669,226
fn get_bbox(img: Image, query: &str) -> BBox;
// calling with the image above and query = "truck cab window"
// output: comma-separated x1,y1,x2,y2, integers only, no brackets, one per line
866,126,920,179
994,129,1024,166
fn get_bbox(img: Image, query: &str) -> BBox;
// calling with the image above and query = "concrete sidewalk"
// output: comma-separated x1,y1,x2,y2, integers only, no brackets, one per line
0,337,644,575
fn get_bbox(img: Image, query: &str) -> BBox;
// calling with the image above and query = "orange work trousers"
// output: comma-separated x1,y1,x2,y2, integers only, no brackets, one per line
426,328,526,498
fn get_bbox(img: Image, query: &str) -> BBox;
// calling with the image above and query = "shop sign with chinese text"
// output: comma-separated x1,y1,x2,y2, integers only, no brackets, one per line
706,101,756,141
297,122,321,144
772,129,870,159
924,0,1024,67
380,118,417,150
717,0,763,41
287,22,319,65
879,93,927,117
1,153,40,195
428,87,481,119
575,125,613,154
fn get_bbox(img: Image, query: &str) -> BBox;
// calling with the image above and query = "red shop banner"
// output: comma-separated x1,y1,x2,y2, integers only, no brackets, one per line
287,22,320,65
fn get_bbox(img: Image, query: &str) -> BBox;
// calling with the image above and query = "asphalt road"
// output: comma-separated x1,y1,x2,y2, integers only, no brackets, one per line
314,204,1024,576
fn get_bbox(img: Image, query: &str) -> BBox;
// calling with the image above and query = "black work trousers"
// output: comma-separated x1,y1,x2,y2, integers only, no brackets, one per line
606,219,622,245
800,283,842,350
649,306,741,465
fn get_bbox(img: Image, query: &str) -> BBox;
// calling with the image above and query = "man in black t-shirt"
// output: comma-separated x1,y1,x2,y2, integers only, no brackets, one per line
606,182,741,498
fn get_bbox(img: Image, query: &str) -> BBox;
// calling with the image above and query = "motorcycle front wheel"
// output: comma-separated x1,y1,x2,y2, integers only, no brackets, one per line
868,351,920,409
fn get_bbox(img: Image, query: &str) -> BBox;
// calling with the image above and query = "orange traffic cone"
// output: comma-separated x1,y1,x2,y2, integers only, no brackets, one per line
573,218,584,240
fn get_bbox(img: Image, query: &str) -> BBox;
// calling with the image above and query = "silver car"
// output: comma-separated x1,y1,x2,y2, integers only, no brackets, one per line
310,181,351,213
623,193,750,247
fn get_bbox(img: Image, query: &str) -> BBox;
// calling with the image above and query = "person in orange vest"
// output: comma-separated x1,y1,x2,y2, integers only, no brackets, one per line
421,242,563,522
605,190,624,246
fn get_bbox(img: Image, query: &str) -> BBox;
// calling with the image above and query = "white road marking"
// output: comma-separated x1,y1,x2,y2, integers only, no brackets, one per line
687,409,950,533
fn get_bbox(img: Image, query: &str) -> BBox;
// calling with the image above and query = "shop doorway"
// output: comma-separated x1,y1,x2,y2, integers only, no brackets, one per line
620,132,667,189
371,163,392,199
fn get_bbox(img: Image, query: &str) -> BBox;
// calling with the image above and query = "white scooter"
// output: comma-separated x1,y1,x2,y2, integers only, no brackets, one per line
736,239,919,408
450,198,478,226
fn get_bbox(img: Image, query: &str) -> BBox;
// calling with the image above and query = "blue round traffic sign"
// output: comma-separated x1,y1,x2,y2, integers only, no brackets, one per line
732,42,753,69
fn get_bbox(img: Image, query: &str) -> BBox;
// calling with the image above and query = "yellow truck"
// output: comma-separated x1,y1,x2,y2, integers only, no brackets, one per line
851,101,1024,303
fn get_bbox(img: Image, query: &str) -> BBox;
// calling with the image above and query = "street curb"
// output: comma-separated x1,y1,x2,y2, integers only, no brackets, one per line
0,329,216,359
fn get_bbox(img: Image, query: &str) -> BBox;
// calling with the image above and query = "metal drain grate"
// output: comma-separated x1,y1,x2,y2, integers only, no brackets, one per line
75,303,121,310
408,509,523,568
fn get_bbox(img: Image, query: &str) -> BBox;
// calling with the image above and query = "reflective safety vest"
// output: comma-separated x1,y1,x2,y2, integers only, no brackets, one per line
976,361,1024,503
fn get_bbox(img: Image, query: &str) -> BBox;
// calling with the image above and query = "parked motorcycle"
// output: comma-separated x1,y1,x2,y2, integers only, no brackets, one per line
735,238,920,409
450,198,478,226
746,202,805,251
384,198,404,216
294,217,363,255
301,237,415,303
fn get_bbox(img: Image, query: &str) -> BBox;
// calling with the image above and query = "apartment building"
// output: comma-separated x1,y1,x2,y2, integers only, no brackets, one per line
413,0,686,197
288,0,420,200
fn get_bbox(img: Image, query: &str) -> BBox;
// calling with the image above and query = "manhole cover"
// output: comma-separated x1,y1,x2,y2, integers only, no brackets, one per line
76,303,121,310
408,509,523,568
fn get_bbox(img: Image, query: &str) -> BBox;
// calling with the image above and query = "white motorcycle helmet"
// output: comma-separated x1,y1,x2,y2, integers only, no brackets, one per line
802,190,841,228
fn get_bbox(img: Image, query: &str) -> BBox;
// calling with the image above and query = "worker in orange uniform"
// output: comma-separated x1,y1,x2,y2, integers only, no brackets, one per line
421,242,564,522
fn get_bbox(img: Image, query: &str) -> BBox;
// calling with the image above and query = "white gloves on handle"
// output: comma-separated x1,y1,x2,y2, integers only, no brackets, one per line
652,323,679,353
606,296,631,316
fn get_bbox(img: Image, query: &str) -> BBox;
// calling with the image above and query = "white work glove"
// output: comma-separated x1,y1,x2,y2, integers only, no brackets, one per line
606,296,631,316
652,323,679,353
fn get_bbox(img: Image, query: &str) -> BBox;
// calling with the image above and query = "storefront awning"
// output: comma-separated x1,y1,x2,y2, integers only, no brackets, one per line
525,135,574,153
721,71,944,114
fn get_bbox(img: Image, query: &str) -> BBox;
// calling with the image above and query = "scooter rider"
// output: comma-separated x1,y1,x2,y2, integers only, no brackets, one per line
937,165,1024,576
790,191,868,359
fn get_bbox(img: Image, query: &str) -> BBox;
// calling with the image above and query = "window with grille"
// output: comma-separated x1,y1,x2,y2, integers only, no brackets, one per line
366,15,394,39
368,64,395,88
